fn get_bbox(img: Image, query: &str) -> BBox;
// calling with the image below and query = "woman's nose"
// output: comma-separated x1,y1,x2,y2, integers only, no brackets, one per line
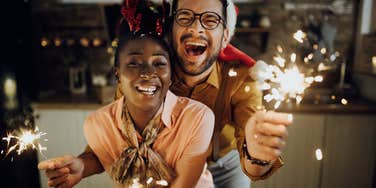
140,65,156,79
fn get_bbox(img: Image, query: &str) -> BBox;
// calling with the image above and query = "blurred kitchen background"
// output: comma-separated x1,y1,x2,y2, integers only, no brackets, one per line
0,0,375,188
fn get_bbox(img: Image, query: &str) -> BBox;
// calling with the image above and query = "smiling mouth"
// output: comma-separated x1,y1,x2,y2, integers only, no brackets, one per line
184,42,207,56
136,85,159,95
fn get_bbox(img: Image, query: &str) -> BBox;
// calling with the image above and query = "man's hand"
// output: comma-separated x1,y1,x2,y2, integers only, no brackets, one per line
38,155,84,188
245,111,293,162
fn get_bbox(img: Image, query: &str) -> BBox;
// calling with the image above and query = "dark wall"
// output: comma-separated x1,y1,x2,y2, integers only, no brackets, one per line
0,1,40,188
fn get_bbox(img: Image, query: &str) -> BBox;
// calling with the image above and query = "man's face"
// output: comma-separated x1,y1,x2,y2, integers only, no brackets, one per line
172,0,229,76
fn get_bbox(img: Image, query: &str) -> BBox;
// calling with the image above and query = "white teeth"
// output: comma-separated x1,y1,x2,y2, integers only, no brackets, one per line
137,86,157,92
186,42,206,47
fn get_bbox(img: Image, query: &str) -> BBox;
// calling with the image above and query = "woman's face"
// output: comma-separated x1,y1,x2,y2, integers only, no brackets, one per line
116,38,171,112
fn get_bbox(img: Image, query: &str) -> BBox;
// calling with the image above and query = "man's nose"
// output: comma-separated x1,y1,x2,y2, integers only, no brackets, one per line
187,18,204,34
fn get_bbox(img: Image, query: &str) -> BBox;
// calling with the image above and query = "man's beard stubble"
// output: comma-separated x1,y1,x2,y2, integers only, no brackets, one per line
176,51,219,76
173,35,223,76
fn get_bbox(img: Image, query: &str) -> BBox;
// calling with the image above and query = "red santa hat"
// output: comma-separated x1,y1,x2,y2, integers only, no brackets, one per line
218,4,256,67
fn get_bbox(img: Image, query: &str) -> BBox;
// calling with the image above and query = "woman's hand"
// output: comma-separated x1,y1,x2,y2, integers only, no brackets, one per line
38,155,84,188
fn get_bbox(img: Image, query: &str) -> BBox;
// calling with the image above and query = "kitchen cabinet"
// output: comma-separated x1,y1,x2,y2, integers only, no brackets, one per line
33,105,376,188
34,108,113,188
252,114,376,188
321,115,376,188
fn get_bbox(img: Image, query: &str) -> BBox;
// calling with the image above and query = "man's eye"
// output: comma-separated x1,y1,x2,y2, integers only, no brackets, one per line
178,17,192,24
203,19,218,26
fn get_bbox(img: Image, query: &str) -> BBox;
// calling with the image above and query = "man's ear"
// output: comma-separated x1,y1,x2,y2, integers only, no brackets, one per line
222,28,230,49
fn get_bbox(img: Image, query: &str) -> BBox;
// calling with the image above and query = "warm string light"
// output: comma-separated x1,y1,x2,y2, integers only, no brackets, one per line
40,37,104,47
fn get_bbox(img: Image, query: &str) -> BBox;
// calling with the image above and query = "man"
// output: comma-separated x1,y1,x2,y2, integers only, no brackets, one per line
38,0,292,187
168,0,291,187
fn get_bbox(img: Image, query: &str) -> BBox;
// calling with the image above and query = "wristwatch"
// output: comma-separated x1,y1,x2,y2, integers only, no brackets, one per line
243,140,270,166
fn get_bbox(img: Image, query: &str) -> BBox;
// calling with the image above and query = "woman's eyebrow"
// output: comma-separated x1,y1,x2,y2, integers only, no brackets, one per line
127,51,142,55
153,51,168,57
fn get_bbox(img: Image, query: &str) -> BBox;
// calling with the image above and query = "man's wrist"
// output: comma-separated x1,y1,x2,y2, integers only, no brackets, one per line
242,140,270,166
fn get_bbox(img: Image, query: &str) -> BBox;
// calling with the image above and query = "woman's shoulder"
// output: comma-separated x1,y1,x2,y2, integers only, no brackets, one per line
85,98,122,127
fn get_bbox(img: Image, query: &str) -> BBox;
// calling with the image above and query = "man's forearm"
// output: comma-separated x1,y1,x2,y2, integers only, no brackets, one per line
78,152,105,178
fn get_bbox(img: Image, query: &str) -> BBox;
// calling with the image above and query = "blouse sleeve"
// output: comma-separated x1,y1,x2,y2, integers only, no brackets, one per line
83,114,114,172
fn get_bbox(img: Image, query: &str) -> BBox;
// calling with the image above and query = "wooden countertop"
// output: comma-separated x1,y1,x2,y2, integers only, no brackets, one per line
31,93,106,110
277,101,376,114
32,94,376,114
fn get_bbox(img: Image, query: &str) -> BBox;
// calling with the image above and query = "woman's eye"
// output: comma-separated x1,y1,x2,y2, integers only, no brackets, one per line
127,61,139,67
154,62,167,67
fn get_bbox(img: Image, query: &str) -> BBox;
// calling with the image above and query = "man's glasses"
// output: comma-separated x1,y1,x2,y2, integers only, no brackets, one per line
173,9,226,30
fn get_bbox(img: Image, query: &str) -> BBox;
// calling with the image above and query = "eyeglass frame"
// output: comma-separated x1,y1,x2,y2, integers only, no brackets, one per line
173,9,227,30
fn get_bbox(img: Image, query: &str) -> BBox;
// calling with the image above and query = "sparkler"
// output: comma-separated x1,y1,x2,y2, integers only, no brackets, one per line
250,45,323,109
248,27,348,108
315,148,323,161
128,177,168,188
2,126,47,159
293,30,306,43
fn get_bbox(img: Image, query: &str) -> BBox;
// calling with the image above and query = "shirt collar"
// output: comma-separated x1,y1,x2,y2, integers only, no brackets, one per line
161,90,177,129
172,61,221,89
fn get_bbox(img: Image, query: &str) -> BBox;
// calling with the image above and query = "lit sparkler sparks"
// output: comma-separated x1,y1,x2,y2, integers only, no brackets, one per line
2,126,47,159
250,46,323,109
293,30,306,43
129,177,168,188
315,148,323,161
130,178,143,188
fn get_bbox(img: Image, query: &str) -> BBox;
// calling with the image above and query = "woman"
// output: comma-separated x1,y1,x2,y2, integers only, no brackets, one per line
39,1,214,187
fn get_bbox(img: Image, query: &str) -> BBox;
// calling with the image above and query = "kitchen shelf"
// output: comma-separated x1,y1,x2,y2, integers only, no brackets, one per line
235,27,270,52
235,27,270,33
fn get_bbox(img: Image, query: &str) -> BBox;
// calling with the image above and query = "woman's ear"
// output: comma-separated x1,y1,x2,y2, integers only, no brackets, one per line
114,67,120,83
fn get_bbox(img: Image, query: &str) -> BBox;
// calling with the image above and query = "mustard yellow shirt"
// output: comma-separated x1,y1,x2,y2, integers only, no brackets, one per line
170,61,283,180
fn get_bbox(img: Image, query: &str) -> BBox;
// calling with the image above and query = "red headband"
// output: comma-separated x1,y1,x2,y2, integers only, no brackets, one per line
120,0,165,35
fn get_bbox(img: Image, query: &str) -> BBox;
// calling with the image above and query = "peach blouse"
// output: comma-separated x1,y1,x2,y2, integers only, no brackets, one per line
84,90,214,188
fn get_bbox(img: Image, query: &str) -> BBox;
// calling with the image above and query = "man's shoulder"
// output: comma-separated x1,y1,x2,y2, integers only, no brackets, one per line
218,60,250,68
218,60,253,83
